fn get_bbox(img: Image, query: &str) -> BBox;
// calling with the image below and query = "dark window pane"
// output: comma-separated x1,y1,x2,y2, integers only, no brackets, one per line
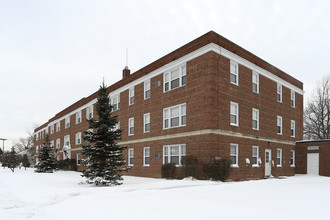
165,82,169,91
171,156,179,165
230,73,237,84
171,117,179,127
182,116,186,125
171,78,180,89
182,75,186,85
231,156,236,164
231,115,236,124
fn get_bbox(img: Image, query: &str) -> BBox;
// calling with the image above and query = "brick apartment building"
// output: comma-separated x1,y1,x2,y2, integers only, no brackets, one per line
34,31,304,180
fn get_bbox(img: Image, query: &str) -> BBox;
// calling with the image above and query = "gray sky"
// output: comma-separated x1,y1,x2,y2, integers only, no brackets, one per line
1,0,329,151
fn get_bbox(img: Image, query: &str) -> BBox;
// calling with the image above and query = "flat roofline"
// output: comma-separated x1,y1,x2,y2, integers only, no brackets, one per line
296,139,330,143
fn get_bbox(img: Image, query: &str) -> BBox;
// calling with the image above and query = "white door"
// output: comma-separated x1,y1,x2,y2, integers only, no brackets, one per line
307,153,319,175
265,149,272,177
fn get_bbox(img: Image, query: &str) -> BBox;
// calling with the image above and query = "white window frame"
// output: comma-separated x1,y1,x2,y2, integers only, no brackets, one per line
143,147,150,167
128,148,134,166
56,122,60,132
77,153,81,166
163,144,186,166
252,108,259,130
291,90,295,108
252,71,259,93
290,150,295,167
64,135,70,147
144,113,150,133
252,146,259,167
230,60,239,85
50,124,54,134
56,138,60,149
291,120,295,137
277,83,282,102
65,115,70,129
277,148,282,167
50,140,54,148
129,87,134,105
86,105,93,119
144,80,151,100
75,132,81,145
277,116,282,135
164,64,186,92
128,117,134,136
76,111,82,124
163,103,186,129
230,102,239,126
111,94,120,111
230,143,238,167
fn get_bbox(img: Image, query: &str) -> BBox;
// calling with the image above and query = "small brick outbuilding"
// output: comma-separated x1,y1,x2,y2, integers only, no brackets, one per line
296,140,330,177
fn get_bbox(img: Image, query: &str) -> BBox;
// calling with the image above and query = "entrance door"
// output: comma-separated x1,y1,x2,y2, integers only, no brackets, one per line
307,153,319,175
265,149,272,177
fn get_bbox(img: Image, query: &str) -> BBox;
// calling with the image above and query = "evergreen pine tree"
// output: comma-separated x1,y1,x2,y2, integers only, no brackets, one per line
7,148,20,172
35,134,57,173
22,154,31,170
82,82,129,186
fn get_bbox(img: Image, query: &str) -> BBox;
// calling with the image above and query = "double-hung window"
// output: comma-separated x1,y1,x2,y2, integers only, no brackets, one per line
64,135,70,147
230,102,239,126
129,87,134,105
277,83,282,102
128,117,134,136
75,132,81,145
128,148,134,166
164,64,186,92
163,103,186,129
56,138,60,149
50,140,54,148
252,72,259,93
277,116,282,135
144,80,151,100
76,111,82,124
111,94,120,111
50,124,54,134
230,61,238,85
65,116,70,129
144,113,150,133
143,147,150,166
163,144,186,166
230,144,238,167
77,154,81,166
56,122,60,132
291,120,295,137
290,150,295,167
291,90,295,108
277,148,282,167
252,108,259,130
252,146,259,167
86,105,93,119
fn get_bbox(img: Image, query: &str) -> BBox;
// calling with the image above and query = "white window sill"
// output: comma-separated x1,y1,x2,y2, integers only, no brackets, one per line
252,128,259,131
163,125,186,130
163,84,186,93
143,131,150,134
290,165,295,168
252,164,260,168
277,165,282,168
230,82,239,86
231,164,239,168
143,165,150,167
277,133,282,135
128,164,134,167
230,123,239,127
128,134,134,136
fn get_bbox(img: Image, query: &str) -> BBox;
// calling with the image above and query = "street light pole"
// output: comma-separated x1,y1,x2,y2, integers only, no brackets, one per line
0,138,6,152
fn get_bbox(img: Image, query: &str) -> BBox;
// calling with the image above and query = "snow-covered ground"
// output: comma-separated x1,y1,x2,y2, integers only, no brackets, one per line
0,168,329,220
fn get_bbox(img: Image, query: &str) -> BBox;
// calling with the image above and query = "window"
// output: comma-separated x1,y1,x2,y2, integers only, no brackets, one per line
86,105,93,119
252,72,259,93
163,103,186,129
113,122,120,131
277,116,282,135
277,83,282,102
290,150,295,167
128,117,134,136
230,144,238,167
143,147,150,166
277,148,282,167
164,64,186,92
56,122,60,132
291,90,295,108
76,111,82,124
65,116,70,128
50,140,54,148
129,87,134,105
64,135,70,146
50,124,54,134
163,144,186,166
76,132,81,145
144,113,150,133
36,133,39,141
252,108,259,130
128,148,134,166
230,61,238,85
56,138,60,149
230,102,239,126
144,80,151,100
77,154,81,166
291,120,295,137
111,94,120,111
252,146,259,167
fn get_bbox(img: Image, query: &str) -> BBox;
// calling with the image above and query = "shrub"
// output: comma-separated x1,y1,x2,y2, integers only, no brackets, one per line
57,159,77,171
161,163,176,179
181,156,199,178
203,158,232,182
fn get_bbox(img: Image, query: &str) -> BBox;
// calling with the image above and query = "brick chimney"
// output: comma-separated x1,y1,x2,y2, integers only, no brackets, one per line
122,66,130,79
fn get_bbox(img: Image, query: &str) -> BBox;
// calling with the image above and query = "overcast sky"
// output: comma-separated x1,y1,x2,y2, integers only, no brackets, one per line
0,0,329,150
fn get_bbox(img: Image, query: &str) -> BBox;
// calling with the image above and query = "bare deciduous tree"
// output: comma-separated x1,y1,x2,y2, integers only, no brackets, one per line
304,75,330,140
